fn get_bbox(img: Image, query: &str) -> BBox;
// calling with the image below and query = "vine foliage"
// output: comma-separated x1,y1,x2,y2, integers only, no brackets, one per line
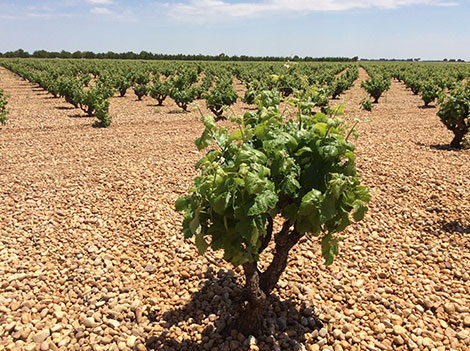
176,89,370,334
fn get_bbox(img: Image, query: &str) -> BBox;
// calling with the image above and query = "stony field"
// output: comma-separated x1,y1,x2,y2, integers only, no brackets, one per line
0,66,469,351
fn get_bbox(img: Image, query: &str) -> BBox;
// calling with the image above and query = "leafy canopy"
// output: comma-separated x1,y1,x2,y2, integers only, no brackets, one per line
437,83,470,147
0,89,9,125
176,89,370,267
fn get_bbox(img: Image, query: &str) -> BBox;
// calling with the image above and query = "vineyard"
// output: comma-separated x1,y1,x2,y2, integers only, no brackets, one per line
0,58,469,351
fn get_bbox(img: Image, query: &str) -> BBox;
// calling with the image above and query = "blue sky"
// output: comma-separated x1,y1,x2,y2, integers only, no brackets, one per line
0,0,468,60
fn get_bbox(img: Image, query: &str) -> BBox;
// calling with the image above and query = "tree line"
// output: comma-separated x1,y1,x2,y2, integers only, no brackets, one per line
0,49,359,62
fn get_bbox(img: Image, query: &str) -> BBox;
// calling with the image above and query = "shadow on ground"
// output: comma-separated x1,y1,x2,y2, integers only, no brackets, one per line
68,113,93,118
167,109,189,115
429,144,461,151
416,141,462,152
144,269,323,351
441,220,470,234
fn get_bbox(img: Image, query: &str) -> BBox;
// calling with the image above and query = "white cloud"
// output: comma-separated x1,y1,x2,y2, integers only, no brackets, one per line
164,0,458,22
0,14,21,20
90,6,112,15
87,0,114,4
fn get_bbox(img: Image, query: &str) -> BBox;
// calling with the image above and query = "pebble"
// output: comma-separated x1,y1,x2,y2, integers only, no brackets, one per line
408,339,418,349
332,294,343,302
5,322,16,333
354,310,366,318
108,319,120,328
393,325,406,336
144,264,156,273
422,299,434,310
101,336,113,344
32,329,50,343
393,336,404,345
127,335,137,347
277,317,287,331
422,337,434,347
374,323,386,334
83,317,98,328
444,302,455,314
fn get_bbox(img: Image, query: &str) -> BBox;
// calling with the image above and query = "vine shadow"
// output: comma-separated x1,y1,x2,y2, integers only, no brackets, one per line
244,106,258,111
144,269,323,351
429,144,461,151
441,220,470,234
416,141,461,152
168,109,189,115
68,113,93,118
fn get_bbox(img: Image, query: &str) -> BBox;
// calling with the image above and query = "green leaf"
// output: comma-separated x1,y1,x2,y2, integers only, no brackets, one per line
320,194,337,221
313,123,328,136
230,115,243,125
212,192,231,215
189,208,201,235
245,172,264,195
281,203,298,222
229,129,243,141
352,201,368,221
175,196,191,211
195,233,209,255
299,189,322,215
329,174,347,199
321,234,338,266
214,130,228,148
254,121,269,138
247,190,277,216
295,146,312,157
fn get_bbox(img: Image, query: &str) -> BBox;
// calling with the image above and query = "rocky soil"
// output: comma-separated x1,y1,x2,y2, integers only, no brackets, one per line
0,66,469,351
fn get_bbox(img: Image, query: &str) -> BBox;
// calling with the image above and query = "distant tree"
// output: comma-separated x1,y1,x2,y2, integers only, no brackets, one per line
72,51,82,59
59,50,72,59
82,51,95,59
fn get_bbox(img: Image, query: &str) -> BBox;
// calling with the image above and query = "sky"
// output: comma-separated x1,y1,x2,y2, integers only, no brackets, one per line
0,0,469,60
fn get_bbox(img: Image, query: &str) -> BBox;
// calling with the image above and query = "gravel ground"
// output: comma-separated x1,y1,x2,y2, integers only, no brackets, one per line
0,66,469,351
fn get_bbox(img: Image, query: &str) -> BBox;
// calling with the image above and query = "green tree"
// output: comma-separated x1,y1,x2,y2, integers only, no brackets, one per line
437,85,470,148
420,81,440,107
176,90,370,335
149,77,171,106
204,77,238,119
0,89,9,125
361,75,390,103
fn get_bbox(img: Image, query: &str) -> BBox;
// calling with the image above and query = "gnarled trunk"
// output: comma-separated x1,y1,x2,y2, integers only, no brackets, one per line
450,126,468,149
260,223,303,294
234,220,304,336
234,262,266,336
